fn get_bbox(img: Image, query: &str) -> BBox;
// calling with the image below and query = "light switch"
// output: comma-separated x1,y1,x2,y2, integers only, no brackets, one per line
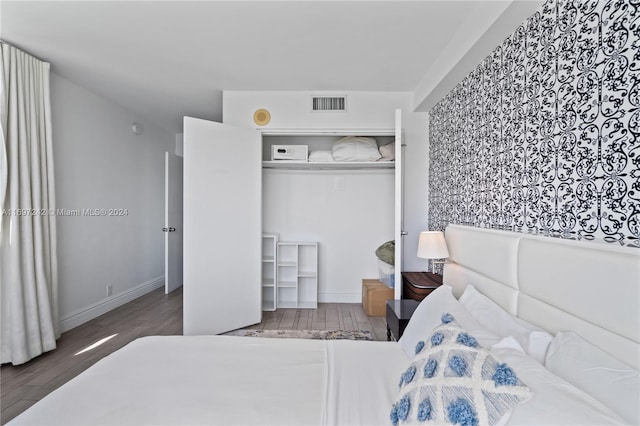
334,176,345,191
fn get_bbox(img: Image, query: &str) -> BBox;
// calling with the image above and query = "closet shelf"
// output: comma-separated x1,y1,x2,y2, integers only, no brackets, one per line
276,241,318,309
262,161,394,170
261,234,279,312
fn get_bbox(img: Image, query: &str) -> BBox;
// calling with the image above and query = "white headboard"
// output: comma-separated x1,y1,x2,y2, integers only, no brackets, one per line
442,224,640,369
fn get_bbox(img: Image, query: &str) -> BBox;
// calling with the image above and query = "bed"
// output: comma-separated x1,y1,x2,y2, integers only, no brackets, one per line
9,225,639,425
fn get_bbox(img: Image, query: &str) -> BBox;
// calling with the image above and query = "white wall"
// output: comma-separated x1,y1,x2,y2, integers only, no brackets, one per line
51,74,174,332
263,169,394,302
223,91,411,130
401,110,430,272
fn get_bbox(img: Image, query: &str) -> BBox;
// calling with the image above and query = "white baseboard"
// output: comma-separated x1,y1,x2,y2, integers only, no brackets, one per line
318,293,361,304
59,276,165,333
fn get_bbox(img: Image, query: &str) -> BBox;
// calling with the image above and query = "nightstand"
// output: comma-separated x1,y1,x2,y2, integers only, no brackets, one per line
386,299,420,341
402,272,443,301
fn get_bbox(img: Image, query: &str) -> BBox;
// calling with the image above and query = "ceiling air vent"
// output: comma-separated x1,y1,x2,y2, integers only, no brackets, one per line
311,95,347,112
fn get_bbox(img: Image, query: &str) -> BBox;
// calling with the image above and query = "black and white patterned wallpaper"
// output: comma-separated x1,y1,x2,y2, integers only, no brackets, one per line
429,0,640,246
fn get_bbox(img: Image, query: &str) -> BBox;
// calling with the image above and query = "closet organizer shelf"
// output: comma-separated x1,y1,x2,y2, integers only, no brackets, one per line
276,241,318,309
261,234,279,311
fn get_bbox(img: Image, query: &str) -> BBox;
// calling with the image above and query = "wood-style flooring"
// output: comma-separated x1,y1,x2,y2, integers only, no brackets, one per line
0,288,387,424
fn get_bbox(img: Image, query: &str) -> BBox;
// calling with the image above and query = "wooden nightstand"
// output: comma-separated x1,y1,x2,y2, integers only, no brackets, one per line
402,272,443,301
386,299,420,341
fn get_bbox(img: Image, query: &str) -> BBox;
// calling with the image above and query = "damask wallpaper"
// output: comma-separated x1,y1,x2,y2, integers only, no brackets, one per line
429,0,639,246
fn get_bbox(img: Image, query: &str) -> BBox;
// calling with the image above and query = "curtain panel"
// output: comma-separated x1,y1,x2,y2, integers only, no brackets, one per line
0,43,59,365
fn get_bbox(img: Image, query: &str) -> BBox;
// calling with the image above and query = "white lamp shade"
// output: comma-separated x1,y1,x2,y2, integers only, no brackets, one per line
417,231,449,259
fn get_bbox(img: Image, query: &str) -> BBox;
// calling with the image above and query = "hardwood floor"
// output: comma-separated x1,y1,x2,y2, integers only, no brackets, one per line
0,288,387,424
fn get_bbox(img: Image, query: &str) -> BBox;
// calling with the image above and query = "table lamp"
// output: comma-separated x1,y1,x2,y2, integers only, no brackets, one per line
417,231,449,274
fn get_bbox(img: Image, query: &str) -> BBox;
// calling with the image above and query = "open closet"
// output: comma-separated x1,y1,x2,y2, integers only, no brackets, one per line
183,92,406,335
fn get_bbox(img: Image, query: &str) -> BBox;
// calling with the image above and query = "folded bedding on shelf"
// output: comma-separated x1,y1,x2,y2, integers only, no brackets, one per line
332,136,381,162
379,142,395,160
308,150,334,162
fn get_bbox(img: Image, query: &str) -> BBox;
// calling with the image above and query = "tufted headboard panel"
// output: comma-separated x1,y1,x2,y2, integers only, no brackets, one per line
442,224,640,369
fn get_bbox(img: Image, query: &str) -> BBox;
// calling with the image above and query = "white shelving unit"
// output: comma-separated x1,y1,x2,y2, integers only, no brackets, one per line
262,234,279,311
276,241,318,309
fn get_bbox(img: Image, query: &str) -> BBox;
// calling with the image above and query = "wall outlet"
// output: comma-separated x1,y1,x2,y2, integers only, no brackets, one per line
106,285,113,297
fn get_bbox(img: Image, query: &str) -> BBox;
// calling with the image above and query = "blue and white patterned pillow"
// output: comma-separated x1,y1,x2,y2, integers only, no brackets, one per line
391,314,531,426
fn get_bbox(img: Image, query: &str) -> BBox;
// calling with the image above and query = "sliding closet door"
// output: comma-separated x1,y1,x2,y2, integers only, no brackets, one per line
183,117,262,335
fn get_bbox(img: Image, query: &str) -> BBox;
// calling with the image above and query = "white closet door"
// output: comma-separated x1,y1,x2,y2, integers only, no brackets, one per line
183,117,262,335
394,109,403,300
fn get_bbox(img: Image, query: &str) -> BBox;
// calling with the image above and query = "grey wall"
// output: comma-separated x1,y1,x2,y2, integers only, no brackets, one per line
51,74,174,330
428,0,639,246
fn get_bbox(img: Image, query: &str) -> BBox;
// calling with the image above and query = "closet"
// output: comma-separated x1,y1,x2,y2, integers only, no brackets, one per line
183,93,405,336
262,128,401,302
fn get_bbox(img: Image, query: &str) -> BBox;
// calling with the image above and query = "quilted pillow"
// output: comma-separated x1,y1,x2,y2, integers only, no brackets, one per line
391,314,531,426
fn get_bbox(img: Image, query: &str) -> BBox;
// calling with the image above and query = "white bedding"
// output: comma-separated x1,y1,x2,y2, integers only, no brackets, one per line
10,330,629,426
308,150,334,162
10,336,327,425
9,335,409,426
323,340,408,425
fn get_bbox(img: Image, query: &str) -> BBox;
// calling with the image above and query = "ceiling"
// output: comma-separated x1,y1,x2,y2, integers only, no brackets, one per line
1,1,540,133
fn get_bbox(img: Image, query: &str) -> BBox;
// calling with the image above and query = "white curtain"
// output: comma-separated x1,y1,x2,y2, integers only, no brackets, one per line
0,43,59,365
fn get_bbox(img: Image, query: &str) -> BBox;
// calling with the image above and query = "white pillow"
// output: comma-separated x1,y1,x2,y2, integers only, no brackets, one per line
399,285,501,358
459,285,552,364
378,142,395,160
545,331,639,425
490,337,627,425
331,136,381,162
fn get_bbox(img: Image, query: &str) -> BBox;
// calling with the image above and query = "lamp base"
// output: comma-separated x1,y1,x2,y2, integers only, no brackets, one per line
430,260,445,275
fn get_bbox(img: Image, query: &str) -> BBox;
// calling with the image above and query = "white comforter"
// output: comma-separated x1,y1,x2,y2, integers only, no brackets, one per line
9,336,408,426
9,334,625,425
11,336,328,425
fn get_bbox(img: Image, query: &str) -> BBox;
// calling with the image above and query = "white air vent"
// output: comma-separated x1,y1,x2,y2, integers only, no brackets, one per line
311,95,347,112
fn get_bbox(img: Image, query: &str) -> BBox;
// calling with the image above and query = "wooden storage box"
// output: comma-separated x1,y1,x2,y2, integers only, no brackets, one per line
362,279,394,316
